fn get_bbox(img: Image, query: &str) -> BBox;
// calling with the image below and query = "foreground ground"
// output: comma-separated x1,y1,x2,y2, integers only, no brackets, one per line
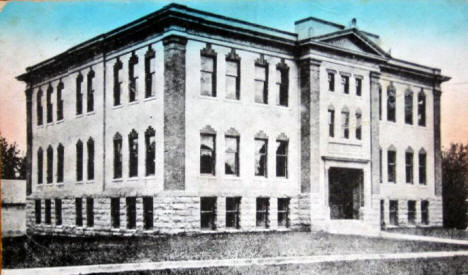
3,231,468,269
385,227,468,240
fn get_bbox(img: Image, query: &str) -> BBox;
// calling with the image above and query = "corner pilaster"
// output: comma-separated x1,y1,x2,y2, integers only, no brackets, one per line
370,71,381,195
25,87,33,196
433,86,442,197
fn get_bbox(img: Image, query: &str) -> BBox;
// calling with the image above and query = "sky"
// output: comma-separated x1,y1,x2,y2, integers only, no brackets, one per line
0,0,467,154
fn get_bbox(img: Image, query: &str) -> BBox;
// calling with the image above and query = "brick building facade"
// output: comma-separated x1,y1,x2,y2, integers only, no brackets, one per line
17,4,449,236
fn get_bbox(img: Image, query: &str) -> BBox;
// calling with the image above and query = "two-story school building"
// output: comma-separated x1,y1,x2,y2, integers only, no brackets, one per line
17,4,450,236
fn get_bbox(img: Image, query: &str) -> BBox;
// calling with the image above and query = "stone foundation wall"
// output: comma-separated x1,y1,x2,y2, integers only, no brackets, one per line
380,197,443,228
26,194,311,236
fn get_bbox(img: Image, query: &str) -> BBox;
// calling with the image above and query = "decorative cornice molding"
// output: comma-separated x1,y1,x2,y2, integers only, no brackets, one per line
226,48,240,61
200,43,217,57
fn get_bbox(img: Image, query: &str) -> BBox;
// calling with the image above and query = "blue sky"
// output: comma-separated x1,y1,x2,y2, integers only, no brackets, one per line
1,0,467,150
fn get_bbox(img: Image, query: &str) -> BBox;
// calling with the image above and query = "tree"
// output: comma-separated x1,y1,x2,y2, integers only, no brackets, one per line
0,136,26,180
442,143,468,229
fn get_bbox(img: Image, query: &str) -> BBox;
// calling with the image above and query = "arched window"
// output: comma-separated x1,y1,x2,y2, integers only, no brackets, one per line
128,52,139,102
87,138,95,180
57,144,64,183
276,133,289,178
405,147,414,184
46,84,53,123
387,83,396,122
355,109,362,140
128,130,138,177
254,54,268,104
76,73,83,115
418,148,427,184
37,147,43,184
145,127,156,176
76,140,83,181
341,107,350,139
47,146,53,184
200,43,217,97
418,90,426,126
405,88,413,124
113,133,122,179
387,145,397,183
57,81,64,120
145,46,156,98
200,126,216,175
254,131,268,177
37,88,43,125
276,60,289,106
225,48,240,100
225,128,240,176
327,105,335,137
87,69,95,112
113,59,123,106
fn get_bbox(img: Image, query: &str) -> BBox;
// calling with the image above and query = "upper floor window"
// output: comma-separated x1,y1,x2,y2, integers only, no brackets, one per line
46,84,53,123
418,90,426,126
379,148,383,183
387,84,396,122
355,77,362,96
128,52,139,102
87,69,95,112
76,140,83,181
254,55,268,104
328,106,335,137
225,50,240,100
387,148,396,183
200,130,216,175
145,46,155,98
113,133,123,179
328,72,335,91
378,85,382,120
341,108,350,139
47,146,53,184
341,75,350,94
200,44,217,97
128,130,138,177
87,138,94,181
76,73,83,115
276,60,289,106
145,127,156,176
37,147,43,184
37,89,43,125
276,137,288,178
57,144,64,183
405,148,414,184
355,110,362,140
225,132,240,176
405,89,413,124
56,82,64,120
419,149,427,185
113,59,123,106
255,136,268,177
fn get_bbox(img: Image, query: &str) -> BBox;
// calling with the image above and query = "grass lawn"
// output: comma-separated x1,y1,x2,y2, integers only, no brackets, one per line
385,227,468,240
3,231,468,269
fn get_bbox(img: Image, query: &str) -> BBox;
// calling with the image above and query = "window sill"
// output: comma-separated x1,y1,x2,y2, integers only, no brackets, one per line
56,119,64,124
128,101,139,106
328,139,362,147
112,105,124,110
46,122,54,127
199,94,218,101
76,181,84,185
223,175,242,180
76,114,84,118
198,174,217,180
86,180,95,184
144,175,156,179
223,98,241,104
127,177,139,182
143,96,156,102
86,111,96,116
112,178,123,183
253,102,269,108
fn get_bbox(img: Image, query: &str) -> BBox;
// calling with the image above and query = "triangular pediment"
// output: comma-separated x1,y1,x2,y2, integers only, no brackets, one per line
317,30,387,58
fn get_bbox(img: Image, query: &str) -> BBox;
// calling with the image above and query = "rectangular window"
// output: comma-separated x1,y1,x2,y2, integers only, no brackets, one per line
405,91,413,124
379,149,383,183
355,112,362,140
47,147,53,184
126,197,136,229
87,71,95,112
328,109,335,137
256,198,269,228
387,150,396,183
418,92,426,126
200,134,216,175
379,87,382,120
355,78,362,96
37,90,43,125
129,56,138,102
129,133,138,177
113,60,123,106
57,84,64,120
75,198,83,227
201,55,216,97
405,152,414,184
86,198,94,227
421,200,429,225
380,200,385,227
226,197,241,229
35,199,41,224
200,197,217,230
389,200,398,226
387,88,396,122
225,136,239,176
408,200,416,225
255,139,268,177
419,152,427,185
225,60,240,100
114,136,122,179
55,199,62,226
76,142,83,181
276,140,288,178
342,111,349,139
45,199,51,225
47,86,53,123
328,72,335,91
76,75,83,115
145,129,156,176
87,140,94,181
37,149,43,184
143,197,154,230
342,75,349,94
145,49,155,98
277,198,290,228
57,145,64,183
254,65,268,104
276,68,288,106
111,198,120,229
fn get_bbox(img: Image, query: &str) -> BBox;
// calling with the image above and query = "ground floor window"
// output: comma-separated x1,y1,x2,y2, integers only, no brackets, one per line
126,197,136,229
75,198,83,227
421,200,429,225
407,200,416,225
143,197,154,230
111,198,120,229
380,200,385,227
277,198,290,228
389,200,398,226
35,199,41,224
45,199,51,225
200,197,217,230
87,198,94,227
226,197,241,229
256,197,270,228
55,199,62,226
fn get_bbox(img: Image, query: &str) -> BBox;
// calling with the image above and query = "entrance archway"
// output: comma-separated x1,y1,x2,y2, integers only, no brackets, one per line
328,168,364,220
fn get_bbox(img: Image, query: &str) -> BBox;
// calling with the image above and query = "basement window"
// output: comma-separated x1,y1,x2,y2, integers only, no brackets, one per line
421,200,429,225
389,200,398,226
407,200,416,225
200,197,217,230
126,197,136,229
277,198,290,228
35,199,41,224
45,199,51,225
256,197,269,228
87,198,94,228
111,198,120,229
76,198,83,227
143,197,154,230
55,199,62,226
226,197,241,229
